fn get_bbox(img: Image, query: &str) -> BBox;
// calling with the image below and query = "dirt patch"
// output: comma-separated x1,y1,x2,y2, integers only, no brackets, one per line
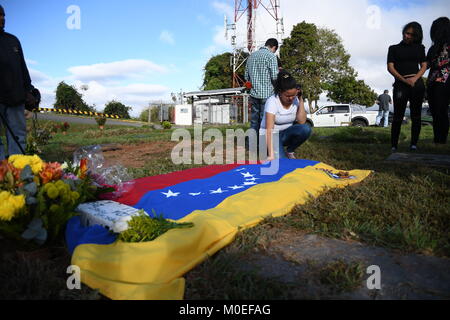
98,142,178,168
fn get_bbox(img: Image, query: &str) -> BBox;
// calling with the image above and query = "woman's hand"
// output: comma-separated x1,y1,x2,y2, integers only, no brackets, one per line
405,77,418,87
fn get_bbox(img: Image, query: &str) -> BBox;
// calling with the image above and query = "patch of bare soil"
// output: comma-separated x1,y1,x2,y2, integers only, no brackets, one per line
98,141,249,168
99,142,178,168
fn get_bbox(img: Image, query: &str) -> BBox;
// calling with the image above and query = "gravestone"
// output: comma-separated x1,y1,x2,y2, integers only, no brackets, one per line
386,153,450,167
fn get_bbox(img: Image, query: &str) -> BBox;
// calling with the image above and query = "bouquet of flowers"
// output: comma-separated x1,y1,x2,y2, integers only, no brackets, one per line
0,155,105,245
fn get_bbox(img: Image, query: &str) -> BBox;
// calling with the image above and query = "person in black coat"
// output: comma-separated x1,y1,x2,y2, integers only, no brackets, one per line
426,17,450,144
0,5,36,159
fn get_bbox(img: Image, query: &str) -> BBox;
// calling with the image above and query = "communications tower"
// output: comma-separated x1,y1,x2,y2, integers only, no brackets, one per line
225,0,284,88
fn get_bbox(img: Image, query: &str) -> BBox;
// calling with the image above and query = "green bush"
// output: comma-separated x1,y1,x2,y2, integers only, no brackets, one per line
162,121,172,130
95,117,107,126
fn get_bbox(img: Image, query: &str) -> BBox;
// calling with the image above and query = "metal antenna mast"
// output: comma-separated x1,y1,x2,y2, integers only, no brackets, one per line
225,0,284,88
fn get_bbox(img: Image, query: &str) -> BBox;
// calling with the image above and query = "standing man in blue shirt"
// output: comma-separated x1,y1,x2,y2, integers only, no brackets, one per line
0,5,35,160
245,38,279,142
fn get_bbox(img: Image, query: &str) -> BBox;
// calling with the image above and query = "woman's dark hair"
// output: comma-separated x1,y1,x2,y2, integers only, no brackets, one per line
274,70,297,95
403,21,423,44
429,17,450,58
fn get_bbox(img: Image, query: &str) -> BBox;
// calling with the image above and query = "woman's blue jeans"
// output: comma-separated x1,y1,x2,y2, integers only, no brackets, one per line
262,124,312,159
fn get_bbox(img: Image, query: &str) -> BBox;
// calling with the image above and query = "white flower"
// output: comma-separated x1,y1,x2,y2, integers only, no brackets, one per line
61,162,69,170
112,216,133,233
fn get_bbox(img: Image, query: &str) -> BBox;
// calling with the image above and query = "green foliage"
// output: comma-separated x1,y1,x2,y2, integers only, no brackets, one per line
203,51,248,90
139,107,162,123
324,75,377,107
138,109,147,122
104,100,131,119
35,179,85,242
281,21,369,111
95,117,107,126
118,211,194,243
162,121,172,129
54,81,93,112
26,124,53,156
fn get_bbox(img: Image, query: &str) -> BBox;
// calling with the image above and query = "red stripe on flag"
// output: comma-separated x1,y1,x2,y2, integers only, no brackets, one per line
115,163,246,206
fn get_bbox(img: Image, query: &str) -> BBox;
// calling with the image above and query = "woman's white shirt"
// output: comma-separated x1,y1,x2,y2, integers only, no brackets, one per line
260,95,299,133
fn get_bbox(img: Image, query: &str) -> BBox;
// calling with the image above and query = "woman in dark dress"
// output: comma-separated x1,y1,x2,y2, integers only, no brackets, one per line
427,17,450,144
387,22,427,152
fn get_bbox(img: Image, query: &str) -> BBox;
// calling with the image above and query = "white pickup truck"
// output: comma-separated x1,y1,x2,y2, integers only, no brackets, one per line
306,104,378,127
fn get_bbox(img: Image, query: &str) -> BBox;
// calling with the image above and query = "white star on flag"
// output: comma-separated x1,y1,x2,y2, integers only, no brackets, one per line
189,192,202,196
236,168,247,172
210,188,227,194
162,190,180,198
241,172,255,178
243,181,257,186
228,185,244,190
245,177,260,181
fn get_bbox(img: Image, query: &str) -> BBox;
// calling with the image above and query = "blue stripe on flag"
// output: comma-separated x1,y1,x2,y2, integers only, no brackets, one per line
134,159,319,220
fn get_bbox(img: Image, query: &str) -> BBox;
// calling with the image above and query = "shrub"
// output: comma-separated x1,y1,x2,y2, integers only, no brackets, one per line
95,117,107,126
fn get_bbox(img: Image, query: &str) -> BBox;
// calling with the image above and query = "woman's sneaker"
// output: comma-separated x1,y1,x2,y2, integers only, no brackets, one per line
286,152,296,159
391,147,397,152
410,145,417,151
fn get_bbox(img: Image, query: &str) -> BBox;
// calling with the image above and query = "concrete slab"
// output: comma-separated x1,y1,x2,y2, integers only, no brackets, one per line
241,233,450,299
386,153,450,167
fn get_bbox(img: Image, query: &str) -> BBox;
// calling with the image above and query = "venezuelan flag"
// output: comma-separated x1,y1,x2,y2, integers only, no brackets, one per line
66,159,372,300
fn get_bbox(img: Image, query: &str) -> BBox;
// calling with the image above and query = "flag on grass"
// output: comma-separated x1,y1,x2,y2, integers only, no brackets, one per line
66,159,372,300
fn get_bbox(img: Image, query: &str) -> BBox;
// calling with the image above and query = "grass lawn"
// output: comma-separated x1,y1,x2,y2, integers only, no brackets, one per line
1,119,449,299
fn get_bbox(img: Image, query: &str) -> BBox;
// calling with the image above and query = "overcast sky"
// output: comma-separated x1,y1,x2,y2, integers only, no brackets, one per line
2,0,449,116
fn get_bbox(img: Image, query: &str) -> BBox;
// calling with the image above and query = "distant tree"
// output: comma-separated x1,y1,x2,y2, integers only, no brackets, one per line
281,21,358,111
139,106,159,123
203,51,248,90
324,76,377,107
54,81,93,112
281,22,322,111
104,100,131,119
138,109,147,122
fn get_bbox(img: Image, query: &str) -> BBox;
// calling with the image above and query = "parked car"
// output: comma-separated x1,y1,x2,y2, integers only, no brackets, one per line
306,104,378,128
388,104,433,126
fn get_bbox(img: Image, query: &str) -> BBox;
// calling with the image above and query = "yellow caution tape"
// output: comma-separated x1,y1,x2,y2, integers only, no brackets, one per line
33,107,121,119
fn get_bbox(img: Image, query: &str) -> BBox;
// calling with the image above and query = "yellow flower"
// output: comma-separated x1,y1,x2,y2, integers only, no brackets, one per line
0,191,25,221
8,155,44,174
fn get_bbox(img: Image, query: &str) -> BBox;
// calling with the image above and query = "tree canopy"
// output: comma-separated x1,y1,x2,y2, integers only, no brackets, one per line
54,81,93,112
324,76,377,106
203,51,248,90
104,100,131,119
280,21,376,109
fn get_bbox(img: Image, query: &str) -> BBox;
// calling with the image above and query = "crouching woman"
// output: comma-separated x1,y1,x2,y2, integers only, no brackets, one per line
260,71,312,160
